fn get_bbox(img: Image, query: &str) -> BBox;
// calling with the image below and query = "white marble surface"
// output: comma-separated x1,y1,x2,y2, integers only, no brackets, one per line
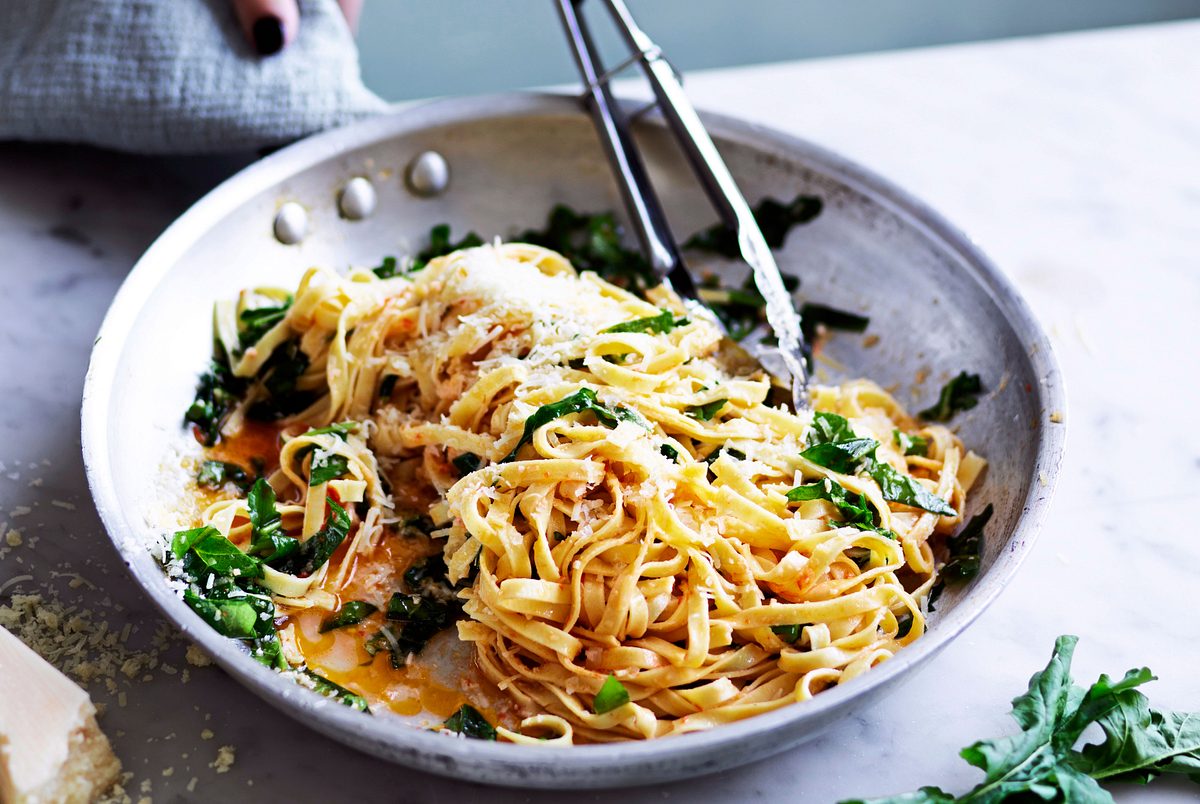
2,20,1198,804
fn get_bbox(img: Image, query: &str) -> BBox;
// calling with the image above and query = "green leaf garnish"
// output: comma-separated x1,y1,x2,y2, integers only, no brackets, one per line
302,670,370,712
920,372,984,422
303,421,359,439
183,591,261,639
452,452,483,476
515,205,655,294
275,498,350,577
601,309,689,335
501,388,643,463
801,438,880,474
197,460,254,493
184,358,245,446
684,193,822,257
593,675,631,714
372,256,399,279
772,624,804,644
319,601,378,633
786,479,877,531
865,459,957,517
442,705,497,740
173,527,262,579
799,302,870,334
309,452,350,486
686,399,727,421
237,300,291,352
894,429,930,457
940,504,994,583
246,478,298,563
801,411,956,516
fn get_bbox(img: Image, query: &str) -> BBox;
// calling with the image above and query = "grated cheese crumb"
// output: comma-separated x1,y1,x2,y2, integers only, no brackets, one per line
200,729,214,741
185,644,212,667
210,745,236,774
5,528,22,546
51,499,77,510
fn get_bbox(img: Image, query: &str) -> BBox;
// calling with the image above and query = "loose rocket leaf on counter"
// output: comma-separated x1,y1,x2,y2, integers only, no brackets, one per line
842,636,1197,804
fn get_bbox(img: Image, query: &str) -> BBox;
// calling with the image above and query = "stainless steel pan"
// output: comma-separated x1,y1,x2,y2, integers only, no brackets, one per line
81,92,1066,788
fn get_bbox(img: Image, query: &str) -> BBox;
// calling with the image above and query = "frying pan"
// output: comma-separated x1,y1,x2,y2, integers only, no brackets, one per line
81,92,1065,788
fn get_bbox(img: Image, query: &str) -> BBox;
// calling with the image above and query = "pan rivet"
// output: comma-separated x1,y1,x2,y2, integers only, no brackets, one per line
405,151,450,197
338,177,377,220
273,202,308,245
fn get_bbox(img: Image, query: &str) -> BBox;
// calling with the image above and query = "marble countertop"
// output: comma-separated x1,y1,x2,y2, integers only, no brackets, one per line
2,20,1198,804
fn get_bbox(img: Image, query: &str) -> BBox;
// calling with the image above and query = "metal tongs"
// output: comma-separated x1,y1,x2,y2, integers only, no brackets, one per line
555,0,811,409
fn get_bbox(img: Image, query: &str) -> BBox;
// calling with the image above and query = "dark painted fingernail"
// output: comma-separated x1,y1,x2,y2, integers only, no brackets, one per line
252,16,284,56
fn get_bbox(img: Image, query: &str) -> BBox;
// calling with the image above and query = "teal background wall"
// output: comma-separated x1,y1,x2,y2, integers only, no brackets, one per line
356,0,1200,101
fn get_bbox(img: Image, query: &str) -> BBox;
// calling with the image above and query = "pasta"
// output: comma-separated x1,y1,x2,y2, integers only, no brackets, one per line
172,241,985,743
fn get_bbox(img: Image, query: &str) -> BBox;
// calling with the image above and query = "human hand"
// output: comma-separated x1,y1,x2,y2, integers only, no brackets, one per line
231,0,363,55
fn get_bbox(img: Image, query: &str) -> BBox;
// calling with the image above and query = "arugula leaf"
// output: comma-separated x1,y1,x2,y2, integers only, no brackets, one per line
705,445,746,465
659,444,680,461
379,374,398,398
309,452,350,486
246,478,298,563
176,528,262,579
184,357,245,446
516,205,655,294
786,479,877,530
894,429,930,457
865,459,957,517
250,630,288,670
940,504,994,583
594,675,631,714
247,341,314,421
841,636,1197,804
772,624,804,644
806,411,858,447
501,388,640,462
275,498,350,577
197,460,254,493
372,256,400,279
686,399,727,421
601,309,689,335
319,601,378,633
183,591,261,639
402,554,453,595
1076,689,1200,784
412,224,484,272
303,421,358,439
237,300,291,352
302,670,370,712
452,452,482,476
684,193,823,257
801,438,880,474
800,302,870,335
696,275,792,342
442,705,497,740
171,526,216,559
920,372,984,422
802,411,955,516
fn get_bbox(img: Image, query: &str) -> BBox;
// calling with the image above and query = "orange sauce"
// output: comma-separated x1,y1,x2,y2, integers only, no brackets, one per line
194,419,501,724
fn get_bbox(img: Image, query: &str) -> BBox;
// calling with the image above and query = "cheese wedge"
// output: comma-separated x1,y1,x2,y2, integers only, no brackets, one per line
0,625,121,804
